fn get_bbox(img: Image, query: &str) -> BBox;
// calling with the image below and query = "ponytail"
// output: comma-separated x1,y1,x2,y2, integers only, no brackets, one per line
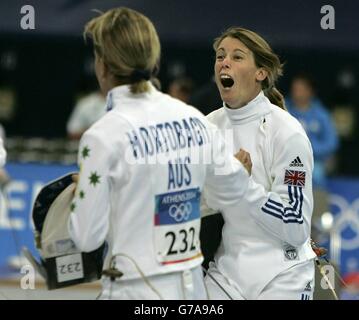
129,66,160,94
130,80,150,94
264,87,286,110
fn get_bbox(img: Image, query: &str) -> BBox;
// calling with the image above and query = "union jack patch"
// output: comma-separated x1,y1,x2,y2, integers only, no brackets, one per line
284,170,306,187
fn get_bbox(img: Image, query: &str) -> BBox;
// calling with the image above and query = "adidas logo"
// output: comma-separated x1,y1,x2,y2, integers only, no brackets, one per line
290,156,303,167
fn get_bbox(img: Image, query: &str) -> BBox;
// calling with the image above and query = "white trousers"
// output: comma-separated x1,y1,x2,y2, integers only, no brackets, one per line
204,263,245,300
205,260,315,300
99,265,208,300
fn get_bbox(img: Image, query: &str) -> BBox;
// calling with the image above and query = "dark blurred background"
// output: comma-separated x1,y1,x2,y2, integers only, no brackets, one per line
0,0,358,176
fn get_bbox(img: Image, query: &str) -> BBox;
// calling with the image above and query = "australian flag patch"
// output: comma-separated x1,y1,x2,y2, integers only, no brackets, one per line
284,170,306,187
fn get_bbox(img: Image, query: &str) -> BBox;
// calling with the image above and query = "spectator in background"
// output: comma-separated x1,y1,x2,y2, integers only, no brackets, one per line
286,74,338,188
167,76,195,103
66,88,106,140
286,74,338,237
67,76,162,141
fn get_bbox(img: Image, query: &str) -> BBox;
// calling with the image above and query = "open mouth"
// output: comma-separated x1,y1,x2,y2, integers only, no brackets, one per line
220,74,234,88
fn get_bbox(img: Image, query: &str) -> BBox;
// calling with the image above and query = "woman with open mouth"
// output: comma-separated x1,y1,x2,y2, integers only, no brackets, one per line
202,27,317,300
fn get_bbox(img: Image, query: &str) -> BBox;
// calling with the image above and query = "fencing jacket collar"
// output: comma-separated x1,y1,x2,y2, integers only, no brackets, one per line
223,91,271,125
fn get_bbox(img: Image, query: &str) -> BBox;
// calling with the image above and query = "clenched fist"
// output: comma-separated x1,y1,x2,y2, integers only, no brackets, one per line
235,148,252,175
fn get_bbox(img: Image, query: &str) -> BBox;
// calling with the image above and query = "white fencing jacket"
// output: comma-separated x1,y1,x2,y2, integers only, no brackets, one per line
204,91,316,299
68,83,256,280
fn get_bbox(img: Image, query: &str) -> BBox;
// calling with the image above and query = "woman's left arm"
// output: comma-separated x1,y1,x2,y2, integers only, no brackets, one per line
244,132,314,247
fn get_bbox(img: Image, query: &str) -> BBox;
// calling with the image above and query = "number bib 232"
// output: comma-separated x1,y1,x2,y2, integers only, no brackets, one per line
154,188,202,265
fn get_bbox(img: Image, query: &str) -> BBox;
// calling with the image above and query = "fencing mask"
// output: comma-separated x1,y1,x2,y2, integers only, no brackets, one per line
23,173,106,290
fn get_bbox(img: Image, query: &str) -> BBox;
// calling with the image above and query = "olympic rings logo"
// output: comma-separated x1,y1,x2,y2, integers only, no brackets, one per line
330,195,359,250
169,202,192,222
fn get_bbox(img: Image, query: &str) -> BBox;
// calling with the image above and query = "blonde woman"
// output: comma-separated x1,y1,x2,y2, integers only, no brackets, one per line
68,9,258,300
203,27,317,300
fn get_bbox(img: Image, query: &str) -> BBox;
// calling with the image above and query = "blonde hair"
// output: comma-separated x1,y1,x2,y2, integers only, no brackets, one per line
214,27,286,110
84,7,161,94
